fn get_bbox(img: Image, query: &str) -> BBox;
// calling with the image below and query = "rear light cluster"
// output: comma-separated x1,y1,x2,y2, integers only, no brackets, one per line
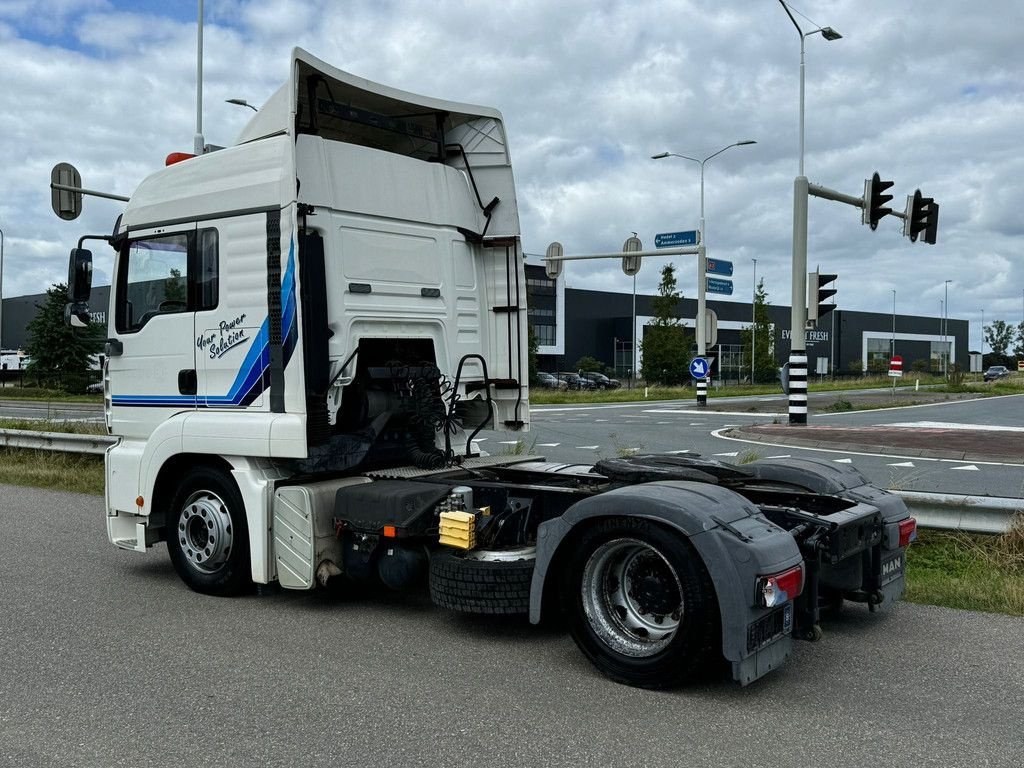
898,518,918,548
757,565,804,608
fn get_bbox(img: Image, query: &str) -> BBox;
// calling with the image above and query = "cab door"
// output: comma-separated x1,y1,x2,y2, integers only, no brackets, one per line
107,225,204,440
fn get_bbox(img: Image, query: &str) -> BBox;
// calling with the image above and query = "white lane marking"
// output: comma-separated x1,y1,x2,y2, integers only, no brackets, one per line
644,409,787,417
498,441,520,445
595,419,609,422
536,443,561,447
833,458,853,463
473,437,488,441
689,422,705,426
709,428,1024,467
657,421,672,424
885,421,1024,432
665,449,692,454
952,464,980,471
714,451,739,457
888,461,915,467
576,445,600,450
766,454,792,459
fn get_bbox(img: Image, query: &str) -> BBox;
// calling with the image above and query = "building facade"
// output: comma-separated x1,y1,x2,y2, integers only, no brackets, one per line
523,261,967,381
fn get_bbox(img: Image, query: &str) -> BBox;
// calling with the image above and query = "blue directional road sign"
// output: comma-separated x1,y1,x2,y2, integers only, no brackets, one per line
706,277,733,295
655,230,699,248
705,258,733,277
689,357,710,380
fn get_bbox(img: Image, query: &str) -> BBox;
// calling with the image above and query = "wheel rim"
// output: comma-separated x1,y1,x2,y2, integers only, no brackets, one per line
581,537,683,658
176,490,234,574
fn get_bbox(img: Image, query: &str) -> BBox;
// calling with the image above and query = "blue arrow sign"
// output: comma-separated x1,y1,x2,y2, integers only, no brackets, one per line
706,277,733,295
655,230,698,248
705,258,733,277
689,357,710,380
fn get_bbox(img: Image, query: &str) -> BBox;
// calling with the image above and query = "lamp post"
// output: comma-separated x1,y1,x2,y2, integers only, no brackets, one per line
778,0,841,425
194,0,205,154
226,98,259,112
943,279,952,376
751,257,757,384
891,289,896,359
0,226,4,353
651,140,756,405
981,308,985,368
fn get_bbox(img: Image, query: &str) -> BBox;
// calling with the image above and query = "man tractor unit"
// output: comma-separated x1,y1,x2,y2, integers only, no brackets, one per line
61,49,915,689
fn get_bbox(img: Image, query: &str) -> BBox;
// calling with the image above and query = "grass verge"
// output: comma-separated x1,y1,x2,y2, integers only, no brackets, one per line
0,449,105,495
905,526,1024,616
0,418,106,435
0,385,101,403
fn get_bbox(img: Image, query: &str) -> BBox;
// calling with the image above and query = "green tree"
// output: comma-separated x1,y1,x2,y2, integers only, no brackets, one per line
738,278,777,383
640,264,691,385
1013,321,1024,360
23,283,105,392
574,355,605,374
984,320,1015,356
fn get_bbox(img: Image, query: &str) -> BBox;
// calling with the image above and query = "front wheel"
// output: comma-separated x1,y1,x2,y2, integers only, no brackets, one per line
561,518,719,689
166,466,251,596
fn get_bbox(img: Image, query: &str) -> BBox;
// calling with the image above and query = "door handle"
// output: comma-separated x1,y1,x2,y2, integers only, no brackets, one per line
178,369,197,396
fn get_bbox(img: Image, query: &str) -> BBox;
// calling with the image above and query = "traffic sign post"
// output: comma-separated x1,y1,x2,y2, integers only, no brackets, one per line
705,277,733,295
705,258,733,276
655,230,699,248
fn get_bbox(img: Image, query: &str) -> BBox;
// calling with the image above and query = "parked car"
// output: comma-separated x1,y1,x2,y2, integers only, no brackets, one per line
983,365,1011,382
536,372,567,390
581,371,621,390
557,372,595,390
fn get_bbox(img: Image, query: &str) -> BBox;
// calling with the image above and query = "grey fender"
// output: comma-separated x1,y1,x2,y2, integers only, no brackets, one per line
747,456,911,533
530,481,802,664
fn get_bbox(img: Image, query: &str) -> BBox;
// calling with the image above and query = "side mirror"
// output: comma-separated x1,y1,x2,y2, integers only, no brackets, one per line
68,248,93,303
64,301,91,328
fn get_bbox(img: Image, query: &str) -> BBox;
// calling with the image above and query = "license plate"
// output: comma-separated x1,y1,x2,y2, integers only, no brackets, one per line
879,551,905,586
746,604,793,653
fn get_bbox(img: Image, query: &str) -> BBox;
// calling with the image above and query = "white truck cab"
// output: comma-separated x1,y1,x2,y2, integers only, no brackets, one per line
61,48,914,690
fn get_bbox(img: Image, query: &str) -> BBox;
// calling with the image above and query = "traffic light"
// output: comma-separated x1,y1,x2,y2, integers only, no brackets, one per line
807,269,837,324
905,190,939,244
863,172,894,230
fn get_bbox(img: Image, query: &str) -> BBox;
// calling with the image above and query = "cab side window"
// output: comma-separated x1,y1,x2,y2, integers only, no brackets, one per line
115,229,218,333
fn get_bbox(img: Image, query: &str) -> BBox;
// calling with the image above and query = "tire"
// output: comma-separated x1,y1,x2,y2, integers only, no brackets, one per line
560,518,719,689
166,466,251,596
429,548,534,615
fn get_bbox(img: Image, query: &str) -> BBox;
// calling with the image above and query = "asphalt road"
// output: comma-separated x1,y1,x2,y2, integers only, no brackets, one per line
2,485,1022,767
481,394,1024,497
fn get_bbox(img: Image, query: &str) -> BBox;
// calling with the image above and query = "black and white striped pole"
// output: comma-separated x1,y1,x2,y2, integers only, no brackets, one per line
788,176,810,424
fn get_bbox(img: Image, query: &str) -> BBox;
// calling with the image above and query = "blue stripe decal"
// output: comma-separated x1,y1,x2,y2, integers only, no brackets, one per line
113,238,298,409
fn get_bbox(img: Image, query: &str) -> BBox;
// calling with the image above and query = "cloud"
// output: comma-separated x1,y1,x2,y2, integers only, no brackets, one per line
0,0,1021,349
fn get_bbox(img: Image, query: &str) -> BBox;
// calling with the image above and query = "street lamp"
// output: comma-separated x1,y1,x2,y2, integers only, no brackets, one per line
0,226,4,353
651,140,756,404
891,289,896,359
778,0,841,425
751,257,757,384
943,279,952,376
981,308,985,367
226,98,259,112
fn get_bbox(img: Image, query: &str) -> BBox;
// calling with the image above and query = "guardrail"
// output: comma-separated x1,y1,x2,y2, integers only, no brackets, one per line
892,490,1021,535
1,428,1021,533
0,428,115,455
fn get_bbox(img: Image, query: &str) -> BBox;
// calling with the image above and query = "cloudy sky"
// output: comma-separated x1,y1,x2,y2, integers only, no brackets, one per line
1,0,1021,348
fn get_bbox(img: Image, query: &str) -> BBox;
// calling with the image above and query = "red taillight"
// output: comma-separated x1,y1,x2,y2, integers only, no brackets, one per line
166,152,196,166
898,518,918,548
758,565,804,608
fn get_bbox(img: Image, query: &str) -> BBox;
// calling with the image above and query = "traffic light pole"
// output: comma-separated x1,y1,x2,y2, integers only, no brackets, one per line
789,177,810,425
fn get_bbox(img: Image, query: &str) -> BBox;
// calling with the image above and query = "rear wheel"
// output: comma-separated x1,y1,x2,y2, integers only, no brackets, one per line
561,518,719,689
166,466,251,596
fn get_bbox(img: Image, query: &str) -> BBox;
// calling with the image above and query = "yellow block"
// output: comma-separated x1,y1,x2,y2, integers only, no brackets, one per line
439,510,476,549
